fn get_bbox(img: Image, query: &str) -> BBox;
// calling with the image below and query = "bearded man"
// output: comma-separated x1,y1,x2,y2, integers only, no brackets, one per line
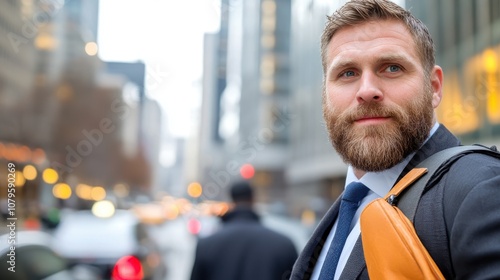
290,0,500,279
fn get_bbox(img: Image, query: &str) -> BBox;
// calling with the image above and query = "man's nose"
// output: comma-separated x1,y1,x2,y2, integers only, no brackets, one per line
356,72,384,103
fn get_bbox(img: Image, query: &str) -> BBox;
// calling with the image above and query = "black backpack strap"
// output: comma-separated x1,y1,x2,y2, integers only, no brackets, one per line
397,145,500,222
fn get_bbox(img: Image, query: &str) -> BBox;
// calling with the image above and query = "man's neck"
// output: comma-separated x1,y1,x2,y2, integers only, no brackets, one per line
353,169,366,179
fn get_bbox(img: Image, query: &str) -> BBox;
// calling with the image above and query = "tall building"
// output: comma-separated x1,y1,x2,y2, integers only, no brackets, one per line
286,1,347,218
0,1,40,145
141,97,163,193
409,0,500,143
0,0,157,215
198,0,292,208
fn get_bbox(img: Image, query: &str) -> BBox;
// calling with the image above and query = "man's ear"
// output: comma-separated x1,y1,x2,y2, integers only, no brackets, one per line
430,65,443,108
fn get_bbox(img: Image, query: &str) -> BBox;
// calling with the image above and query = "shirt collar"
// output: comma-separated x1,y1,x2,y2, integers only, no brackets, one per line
345,122,440,197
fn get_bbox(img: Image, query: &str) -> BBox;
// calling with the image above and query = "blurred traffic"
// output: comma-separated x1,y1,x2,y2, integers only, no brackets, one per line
0,193,310,280
52,209,167,280
0,230,100,280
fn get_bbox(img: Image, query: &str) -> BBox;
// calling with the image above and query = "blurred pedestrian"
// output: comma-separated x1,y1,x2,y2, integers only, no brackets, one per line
290,0,500,279
190,181,298,280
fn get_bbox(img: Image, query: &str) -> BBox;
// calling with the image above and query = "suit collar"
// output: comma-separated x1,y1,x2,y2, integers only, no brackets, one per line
396,124,461,183
220,207,260,224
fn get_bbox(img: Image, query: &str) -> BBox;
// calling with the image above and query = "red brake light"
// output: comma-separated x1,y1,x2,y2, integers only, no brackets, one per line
187,218,201,235
112,255,144,280
240,164,255,179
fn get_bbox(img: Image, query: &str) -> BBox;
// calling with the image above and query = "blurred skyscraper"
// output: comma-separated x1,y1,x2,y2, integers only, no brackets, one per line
197,0,293,210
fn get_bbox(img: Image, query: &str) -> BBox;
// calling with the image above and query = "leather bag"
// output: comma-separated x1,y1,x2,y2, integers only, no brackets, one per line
360,168,444,280
360,145,500,279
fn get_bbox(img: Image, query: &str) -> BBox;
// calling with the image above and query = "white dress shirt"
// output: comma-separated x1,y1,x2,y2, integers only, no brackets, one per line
311,122,439,280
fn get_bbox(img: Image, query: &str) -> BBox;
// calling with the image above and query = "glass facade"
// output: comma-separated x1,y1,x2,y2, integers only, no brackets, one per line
410,0,500,143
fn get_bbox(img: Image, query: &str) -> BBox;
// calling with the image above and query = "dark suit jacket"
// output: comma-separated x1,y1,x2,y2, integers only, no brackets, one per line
191,207,298,280
291,124,500,279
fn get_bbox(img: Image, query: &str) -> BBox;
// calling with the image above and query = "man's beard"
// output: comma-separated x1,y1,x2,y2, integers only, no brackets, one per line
323,85,434,172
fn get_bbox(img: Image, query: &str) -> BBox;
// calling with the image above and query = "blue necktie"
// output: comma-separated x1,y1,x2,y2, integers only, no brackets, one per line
318,182,369,280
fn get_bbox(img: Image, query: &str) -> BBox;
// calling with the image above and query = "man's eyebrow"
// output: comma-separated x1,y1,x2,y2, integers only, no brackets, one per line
327,59,357,74
374,53,413,64
327,53,414,74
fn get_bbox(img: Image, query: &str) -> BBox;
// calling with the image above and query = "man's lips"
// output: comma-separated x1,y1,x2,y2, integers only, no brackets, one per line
354,116,391,124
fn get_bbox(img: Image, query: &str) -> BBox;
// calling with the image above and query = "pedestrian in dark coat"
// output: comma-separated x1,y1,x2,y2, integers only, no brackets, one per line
190,181,298,280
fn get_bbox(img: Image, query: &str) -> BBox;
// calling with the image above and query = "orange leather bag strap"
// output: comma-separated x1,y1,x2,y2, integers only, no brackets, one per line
391,145,500,222
384,168,427,200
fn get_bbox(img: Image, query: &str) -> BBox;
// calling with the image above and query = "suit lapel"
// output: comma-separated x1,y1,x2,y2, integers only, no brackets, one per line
290,198,341,280
339,237,366,279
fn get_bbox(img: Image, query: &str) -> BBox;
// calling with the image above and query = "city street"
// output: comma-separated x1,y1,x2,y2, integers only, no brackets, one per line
0,209,311,280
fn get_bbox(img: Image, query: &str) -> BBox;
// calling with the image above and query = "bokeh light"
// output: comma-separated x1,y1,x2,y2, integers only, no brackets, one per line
92,200,116,218
23,165,37,180
42,168,58,184
187,182,202,198
52,183,72,199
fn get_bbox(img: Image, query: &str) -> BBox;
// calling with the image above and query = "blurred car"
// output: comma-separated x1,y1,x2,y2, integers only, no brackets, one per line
52,209,167,280
0,230,100,280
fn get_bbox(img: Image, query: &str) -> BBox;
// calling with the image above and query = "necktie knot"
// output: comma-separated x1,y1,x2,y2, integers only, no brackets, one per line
342,182,369,204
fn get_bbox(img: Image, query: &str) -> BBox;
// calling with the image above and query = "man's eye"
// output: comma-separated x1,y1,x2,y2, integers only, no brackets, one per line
386,65,401,72
341,70,356,77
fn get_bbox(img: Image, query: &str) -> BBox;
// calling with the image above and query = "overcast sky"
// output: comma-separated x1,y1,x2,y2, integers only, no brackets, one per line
97,0,221,139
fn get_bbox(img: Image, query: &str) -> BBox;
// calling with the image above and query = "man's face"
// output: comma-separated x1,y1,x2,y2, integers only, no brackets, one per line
322,19,442,172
